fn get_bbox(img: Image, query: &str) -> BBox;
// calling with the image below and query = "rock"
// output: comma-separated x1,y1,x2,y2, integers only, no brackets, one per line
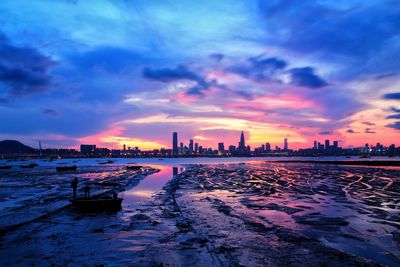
132,213,151,221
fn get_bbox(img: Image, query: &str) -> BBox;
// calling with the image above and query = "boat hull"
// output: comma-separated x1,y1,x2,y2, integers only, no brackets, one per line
71,198,122,211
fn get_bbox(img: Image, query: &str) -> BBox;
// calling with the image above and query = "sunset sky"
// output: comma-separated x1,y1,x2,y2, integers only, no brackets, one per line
0,0,399,150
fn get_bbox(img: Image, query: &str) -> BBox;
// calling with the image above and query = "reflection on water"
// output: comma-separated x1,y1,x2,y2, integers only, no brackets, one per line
180,163,400,266
123,165,180,209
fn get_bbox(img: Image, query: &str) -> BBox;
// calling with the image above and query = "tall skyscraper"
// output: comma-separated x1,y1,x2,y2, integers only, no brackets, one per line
325,139,330,150
238,131,245,152
313,140,317,150
172,132,178,156
189,139,194,152
266,142,271,152
218,142,225,153
284,138,288,150
195,143,199,153
333,140,338,149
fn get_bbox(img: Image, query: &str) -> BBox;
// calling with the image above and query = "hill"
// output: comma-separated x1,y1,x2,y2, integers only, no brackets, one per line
0,140,35,154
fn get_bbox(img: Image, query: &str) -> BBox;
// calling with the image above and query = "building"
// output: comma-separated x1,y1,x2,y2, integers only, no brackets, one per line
313,140,317,150
80,144,96,156
284,138,288,150
333,140,338,149
172,132,178,156
195,143,199,153
325,139,330,150
218,142,225,154
238,131,246,153
189,139,194,153
266,143,271,152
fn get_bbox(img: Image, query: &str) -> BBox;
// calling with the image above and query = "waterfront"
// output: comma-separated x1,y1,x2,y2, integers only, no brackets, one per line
0,158,399,266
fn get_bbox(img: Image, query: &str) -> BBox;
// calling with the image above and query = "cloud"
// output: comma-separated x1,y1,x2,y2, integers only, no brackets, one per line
383,92,400,100
226,55,287,81
0,32,56,98
143,65,201,83
361,121,375,126
43,109,58,116
289,67,328,88
209,53,224,62
319,131,332,135
387,114,400,119
365,128,376,134
386,121,400,130
143,65,217,96
346,129,355,133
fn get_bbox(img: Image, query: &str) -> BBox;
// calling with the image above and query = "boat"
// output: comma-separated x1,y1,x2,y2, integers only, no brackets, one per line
56,165,78,171
70,196,122,211
99,159,114,165
126,165,142,170
20,163,38,168
0,165,12,170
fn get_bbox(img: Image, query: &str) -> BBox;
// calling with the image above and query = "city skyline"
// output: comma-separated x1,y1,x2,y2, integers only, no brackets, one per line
1,1,400,150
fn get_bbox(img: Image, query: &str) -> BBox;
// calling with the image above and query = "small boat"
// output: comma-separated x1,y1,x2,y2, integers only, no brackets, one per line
0,165,12,170
126,165,142,170
99,159,114,165
71,196,122,211
56,165,78,171
20,163,38,168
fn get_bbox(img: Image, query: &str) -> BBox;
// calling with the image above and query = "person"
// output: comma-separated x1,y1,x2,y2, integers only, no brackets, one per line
71,178,78,198
83,185,91,198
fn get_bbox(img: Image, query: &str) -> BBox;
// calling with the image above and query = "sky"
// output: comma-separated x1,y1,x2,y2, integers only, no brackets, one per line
0,0,399,150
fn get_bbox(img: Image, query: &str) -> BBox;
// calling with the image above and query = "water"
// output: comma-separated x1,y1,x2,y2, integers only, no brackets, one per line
1,157,399,266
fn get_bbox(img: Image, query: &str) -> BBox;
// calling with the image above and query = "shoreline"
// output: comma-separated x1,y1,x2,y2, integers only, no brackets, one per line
271,160,400,166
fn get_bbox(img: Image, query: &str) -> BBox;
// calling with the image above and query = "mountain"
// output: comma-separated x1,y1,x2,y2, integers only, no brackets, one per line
0,140,35,154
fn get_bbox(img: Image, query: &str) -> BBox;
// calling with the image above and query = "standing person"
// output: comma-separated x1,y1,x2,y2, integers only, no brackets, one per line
83,185,91,198
71,178,78,198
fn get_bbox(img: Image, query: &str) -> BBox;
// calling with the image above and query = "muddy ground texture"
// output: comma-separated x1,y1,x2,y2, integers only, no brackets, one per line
0,163,399,266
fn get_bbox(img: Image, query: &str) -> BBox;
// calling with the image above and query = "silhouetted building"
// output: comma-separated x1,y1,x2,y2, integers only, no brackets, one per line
218,142,225,154
195,143,199,153
325,140,330,150
313,140,317,150
189,139,194,153
333,140,338,149
266,143,271,152
284,138,288,150
172,132,178,156
80,144,96,156
238,131,246,154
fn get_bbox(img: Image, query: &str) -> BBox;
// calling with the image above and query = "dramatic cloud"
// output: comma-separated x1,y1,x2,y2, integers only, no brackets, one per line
226,55,287,81
365,128,376,134
387,121,400,130
383,92,400,100
0,33,56,98
319,131,332,135
289,67,328,88
143,65,218,96
0,0,399,148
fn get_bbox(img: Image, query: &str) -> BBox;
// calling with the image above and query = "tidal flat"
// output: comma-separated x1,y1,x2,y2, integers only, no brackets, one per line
0,161,399,266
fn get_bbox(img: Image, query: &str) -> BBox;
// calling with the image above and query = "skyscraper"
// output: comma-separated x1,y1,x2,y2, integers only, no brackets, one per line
266,142,271,152
189,139,194,152
284,138,288,150
218,142,225,153
325,139,330,150
313,140,317,150
238,131,245,152
172,132,178,156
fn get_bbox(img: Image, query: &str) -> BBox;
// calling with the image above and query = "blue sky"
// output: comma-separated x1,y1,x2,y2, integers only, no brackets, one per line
0,0,399,149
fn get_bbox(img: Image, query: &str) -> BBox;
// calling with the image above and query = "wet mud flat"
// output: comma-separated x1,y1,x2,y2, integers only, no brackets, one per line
139,163,400,267
0,166,159,233
1,163,399,266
